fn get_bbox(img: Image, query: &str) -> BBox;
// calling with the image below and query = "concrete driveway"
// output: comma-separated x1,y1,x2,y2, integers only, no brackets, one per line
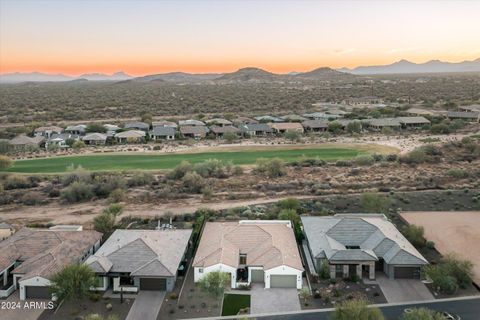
1,291,49,320
125,291,165,320
375,274,433,303
250,284,301,314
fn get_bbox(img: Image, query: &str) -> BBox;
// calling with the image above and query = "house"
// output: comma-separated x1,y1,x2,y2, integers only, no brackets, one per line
0,226,101,300
269,122,304,134
406,108,436,117
86,229,192,293
114,130,146,143
65,124,87,136
178,119,205,126
363,118,401,131
209,125,240,138
152,120,178,129
343,96,383,106
303,112,342,120
0,222,14,240
302,120,328,132
34,126,63,138
458,104,480,112
206,118,233,127
447,111,480,123
397,117,431,129
335,119,363,131
9,135,44,150
280,114,307,122
46,133,79,149
301,214,428,281
254,115,284,123
103,124,121,132
193,220,304,289
232,117,258,125
82,132,107,145
239,123,273,136
180,125,209,139
124,121,150,132
150,126,176,140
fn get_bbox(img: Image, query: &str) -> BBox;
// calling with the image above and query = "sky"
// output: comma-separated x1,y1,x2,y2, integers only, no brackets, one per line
1,0,479,76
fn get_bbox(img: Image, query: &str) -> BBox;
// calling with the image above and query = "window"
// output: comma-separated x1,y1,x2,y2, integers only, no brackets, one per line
239,254,247,265
198,268,203,273
335,265,343,272
346,245,360,249
119,276,134,286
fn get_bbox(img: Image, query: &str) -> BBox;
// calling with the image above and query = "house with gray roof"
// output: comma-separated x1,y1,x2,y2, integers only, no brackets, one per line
302,120,328,132
114,130,146,143
178,119,205,126
363,118,402,131
209,125,240,138
397,116,431,129
206,118,233,127
65,124,87,135
86,229,192,293
82,132,107,145
150,126,176,140
239,123,273,136
303,112,342,120
447,111,480,122
180,125,209,139
254,115,284,123
124,121,150,132
301,214,428,281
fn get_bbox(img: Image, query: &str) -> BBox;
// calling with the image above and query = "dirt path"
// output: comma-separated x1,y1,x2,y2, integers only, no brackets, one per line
0,195,317,226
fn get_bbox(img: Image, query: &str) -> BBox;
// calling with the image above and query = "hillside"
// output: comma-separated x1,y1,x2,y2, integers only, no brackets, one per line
216,67,281,82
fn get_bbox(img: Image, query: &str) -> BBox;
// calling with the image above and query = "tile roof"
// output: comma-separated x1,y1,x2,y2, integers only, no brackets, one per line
86,229,192,276
180,125,209,135
364,118,402,127
302,120,329,129
447,111,480,119
65,124,87,132
34,126,63,133
0,228,102,280
269,122,304,131
150,126,176,136
82,132,107,141
124,122,150,130
397,116,431,124
239,123,273,132
209,125,240,134
114,130,146,138
9,135,44,146
152,121,178,128
302,215,427,265
193,221,303,271
178,119,205,126
206,118,233,125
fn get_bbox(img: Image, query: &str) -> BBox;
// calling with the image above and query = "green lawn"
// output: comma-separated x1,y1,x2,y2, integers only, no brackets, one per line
221,293,251,316
5,146,371,173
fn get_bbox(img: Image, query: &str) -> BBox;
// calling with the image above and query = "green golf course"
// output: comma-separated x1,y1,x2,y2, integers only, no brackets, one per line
4,144,393,173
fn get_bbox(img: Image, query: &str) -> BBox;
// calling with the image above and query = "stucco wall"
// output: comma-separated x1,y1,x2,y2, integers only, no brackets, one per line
19,276,51,300
194,264,237,288
264,265,303,289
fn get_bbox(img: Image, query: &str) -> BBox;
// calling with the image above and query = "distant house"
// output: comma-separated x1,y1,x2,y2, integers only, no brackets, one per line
178,119,205,126
150,126,176,140
397,117,431,129
82,132,107,145
8,135,44,150
239,123,273,136
65,124,87,136
86,229,192,293
335,119,363,130
254,115,284,123
34,126,63,138
363,118,401,131
343,96,383,106
103,124,121,132
458,104,480,112
209,125,240,138
447,111,480,122
0,222,14,240
232,117,258,125
302,120,328,132
115,130,146,143
124,121,150,132
303,112,342,120
152,120,178,129
205,118,233,127
302,215,428,280
46,133,80,149
269,122,304,134
193,221,303,289
180,125,209,139
406,108,436,117
280,114,307,122
0,227,101,300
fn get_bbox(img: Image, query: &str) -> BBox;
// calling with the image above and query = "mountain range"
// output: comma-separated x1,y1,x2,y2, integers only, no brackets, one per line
338,58,480,75
1,58,479,83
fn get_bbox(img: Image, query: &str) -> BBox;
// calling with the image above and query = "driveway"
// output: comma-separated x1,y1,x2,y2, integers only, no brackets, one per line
375,274,433,303
125,291,165,320
1,291,49,320
250,284,301,314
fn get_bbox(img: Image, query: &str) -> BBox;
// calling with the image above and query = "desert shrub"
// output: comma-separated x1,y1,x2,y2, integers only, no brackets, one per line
254,158,286,178
335,160,352,167
21,193,45,206
167,161,192,180
181,172,205,193
3,174,32,189
72,140,86,150
423,254,473,293
346,121,362,134
108,188,126,203
402,224,425,247
127,172,154,187
233,165,243,175
360,193,391,213
0,155,13,170
277,197,300,211
284,130,301,142
328,121,343,134
319,260,330,279
193,159,233,178
400,148,427,164
430,123,450,134
278,209,302,241
385,154,398,162
446,169,468,179
353,155,374,166
332,298,384,320
92,175,126,198
61,181,94,203
198,271,230,297
61,169,91,186
223,132,237,143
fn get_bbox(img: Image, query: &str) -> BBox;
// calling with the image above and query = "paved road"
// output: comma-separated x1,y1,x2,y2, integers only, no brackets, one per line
125,291,165,320
254,296,480,320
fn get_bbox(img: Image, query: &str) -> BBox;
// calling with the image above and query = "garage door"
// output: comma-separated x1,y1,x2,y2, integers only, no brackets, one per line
25,286,50,299
270,275,297,288
394,267,421,279
139,277,167,290
251,270,264,283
